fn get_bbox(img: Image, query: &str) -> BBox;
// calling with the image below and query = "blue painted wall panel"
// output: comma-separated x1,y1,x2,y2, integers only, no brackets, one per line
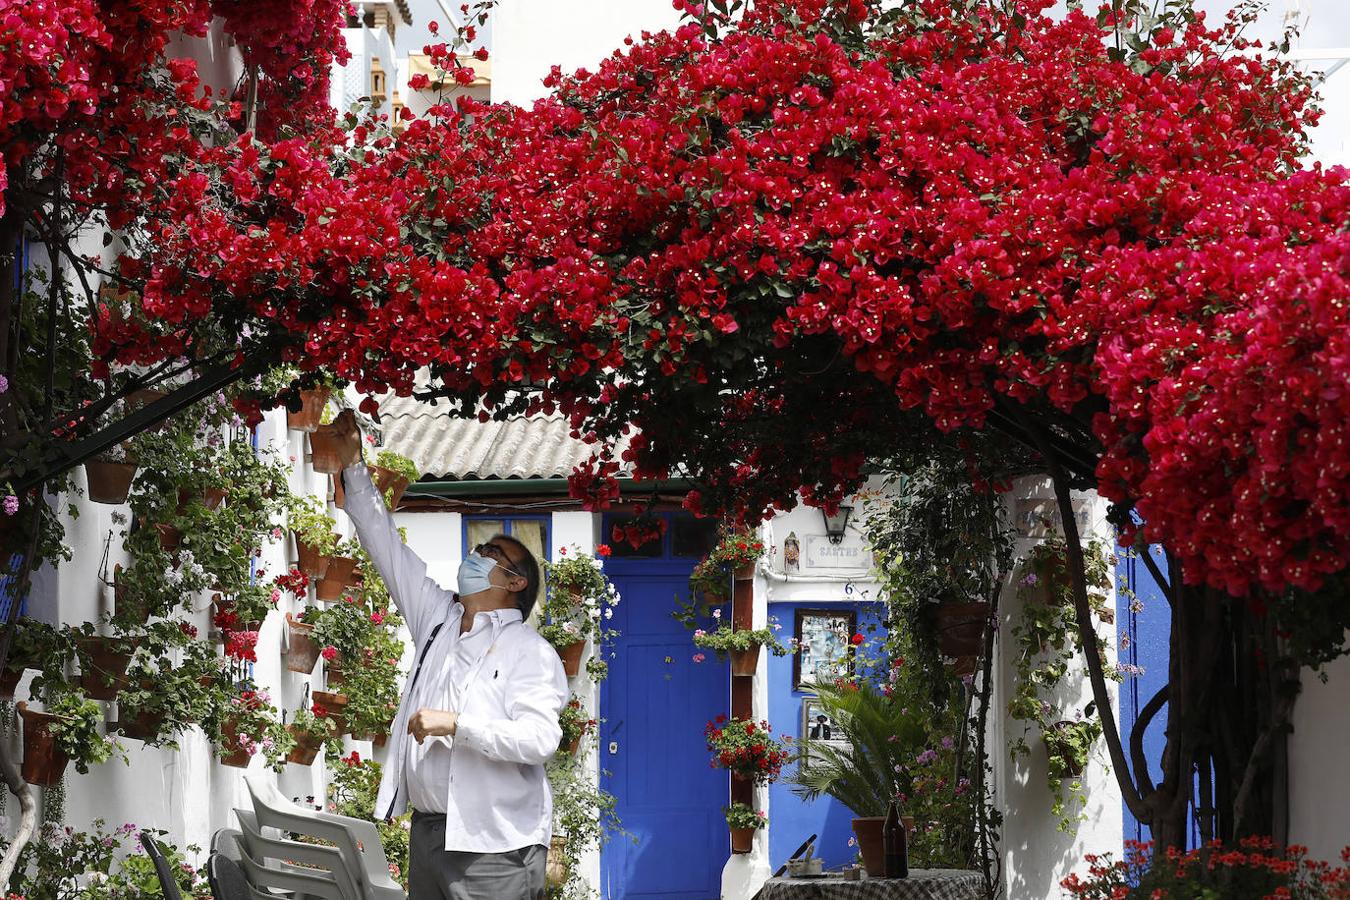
766,600,887,872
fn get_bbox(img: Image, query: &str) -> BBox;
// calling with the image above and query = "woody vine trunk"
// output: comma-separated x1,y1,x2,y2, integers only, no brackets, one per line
1034,418,1297,854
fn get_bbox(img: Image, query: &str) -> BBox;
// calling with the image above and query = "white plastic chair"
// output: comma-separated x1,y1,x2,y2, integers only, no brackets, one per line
245,775,406,900
235,808,362,899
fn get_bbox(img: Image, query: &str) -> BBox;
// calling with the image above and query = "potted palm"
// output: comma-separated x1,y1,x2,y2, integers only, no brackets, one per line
537,549,620,676
724,803,766,854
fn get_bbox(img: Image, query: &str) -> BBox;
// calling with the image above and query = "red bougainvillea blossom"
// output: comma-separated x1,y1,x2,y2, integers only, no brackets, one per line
83,0,1349,597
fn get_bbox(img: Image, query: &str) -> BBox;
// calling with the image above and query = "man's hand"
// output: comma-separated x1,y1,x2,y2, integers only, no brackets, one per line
332,409,364,469
407,708,458,744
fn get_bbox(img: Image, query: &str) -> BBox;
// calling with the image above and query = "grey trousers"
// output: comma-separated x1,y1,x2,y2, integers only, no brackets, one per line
409,811,547,900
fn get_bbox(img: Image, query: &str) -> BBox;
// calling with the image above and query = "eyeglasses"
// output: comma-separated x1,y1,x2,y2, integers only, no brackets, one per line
474,543,525,579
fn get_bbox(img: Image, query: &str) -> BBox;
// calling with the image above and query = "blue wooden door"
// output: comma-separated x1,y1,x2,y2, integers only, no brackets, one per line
601,554,726,899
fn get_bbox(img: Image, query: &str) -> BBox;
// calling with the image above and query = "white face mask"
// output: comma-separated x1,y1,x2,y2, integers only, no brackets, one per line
457,552,498,598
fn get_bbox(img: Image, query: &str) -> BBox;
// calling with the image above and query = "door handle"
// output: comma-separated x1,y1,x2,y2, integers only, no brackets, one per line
609,741,619,755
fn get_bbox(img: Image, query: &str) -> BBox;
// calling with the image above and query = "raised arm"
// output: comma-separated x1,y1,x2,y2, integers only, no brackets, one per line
332,410,449,642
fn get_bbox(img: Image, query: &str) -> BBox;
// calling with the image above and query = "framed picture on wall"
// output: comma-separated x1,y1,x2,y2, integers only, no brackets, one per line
800,697,848,768
793,608,856,690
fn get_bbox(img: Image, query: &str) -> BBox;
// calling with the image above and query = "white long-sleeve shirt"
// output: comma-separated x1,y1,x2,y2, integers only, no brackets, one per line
342,462,567,853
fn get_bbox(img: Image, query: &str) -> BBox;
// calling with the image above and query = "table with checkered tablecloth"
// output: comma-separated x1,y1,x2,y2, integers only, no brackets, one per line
752,869,986,900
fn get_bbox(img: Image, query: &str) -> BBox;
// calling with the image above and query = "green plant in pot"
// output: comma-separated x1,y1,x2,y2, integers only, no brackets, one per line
704,716,789,785
289,495,339,579
115,624,219,748
287,701,336,766
538,549,620,677
2,618,70,699
212,682,293,772
724,802,766,854
20,688,124,786
692,621,791,675
687,557,731,607
557,696,596,757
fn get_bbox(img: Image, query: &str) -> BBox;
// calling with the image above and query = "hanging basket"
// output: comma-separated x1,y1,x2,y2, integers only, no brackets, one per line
284,614,321,674
18,703,70,787
931,601,989,658
112,566,154,626
77,637,132,701
308,425,346,475
730,827,755,855
286,726,325,766
312,690,350,735
556,640,586,677
84,458,138,505
1046,720,1089,778
294,537,330,580
287,388,331,433
730,644,761,677
733,562,756,581
369,466,412,510
115,708,165,743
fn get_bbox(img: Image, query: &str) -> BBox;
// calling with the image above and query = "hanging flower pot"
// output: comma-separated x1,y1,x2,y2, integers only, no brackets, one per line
0,664,24,700
153,523,182,552
217,719,252,768
84,458,138,505
311,691,350,735
287,388,331,433
314,577,345,602
326,662,344,687
931,601,989,657
286,726,325,766
369,465,412,511
18,703,69,787
730,644,761,677
734,562,755,581
284,614,321,674
294,538,330,580
176,486,226,514
324,555,359,587
545,835,570,890
1046,720,1091,779
730,827,755,854
556,639,586,677
850,817,886,877
78,637,132,701
116,708,165,743
308,424,346,475
112,566,153,626
352,729,388,747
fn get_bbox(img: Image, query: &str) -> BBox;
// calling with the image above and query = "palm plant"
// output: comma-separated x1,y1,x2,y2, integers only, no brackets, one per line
789,680,926,817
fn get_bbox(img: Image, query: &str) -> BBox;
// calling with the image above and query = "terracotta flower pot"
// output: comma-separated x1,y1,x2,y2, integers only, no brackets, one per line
116,707,165,743
1046,721,1088,778
85,459,138,505
851,817,886,877
730,644,761,677
556,639,586,677
545,835,570,890
217,719,252,768
294,537,330,580
932,601,989,658
730,826,755,854
369,465,412,510
0,665,23,700
314,577,346,602
154,523,182,552
78,637,132,701
734,562,756,581
733,603,753,631
112,567,154,626
352,730,389,747
19,703,70,787
287,388,330,433
312,691,350,735
284,614,321,674
308,424,346,474
287,726,325,766
176,486,226,514
324,555,359,587
326,662,344,687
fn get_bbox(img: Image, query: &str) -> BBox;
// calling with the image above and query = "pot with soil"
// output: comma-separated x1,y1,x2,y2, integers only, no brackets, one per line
77,637,132,701
287,388,331,433
931,601,989,657
286,726,325,766
85,457,138,505
850,817,885,877
556,640,586,678
18,703,69,787
284,614,322,674
311,690,350,735
308,424,346,474
370,465,412,511
730,644,761,677
294,537,330,580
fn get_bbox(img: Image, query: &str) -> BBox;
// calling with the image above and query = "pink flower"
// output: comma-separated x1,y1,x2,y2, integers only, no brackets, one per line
321,646,338,661
692,653,706,663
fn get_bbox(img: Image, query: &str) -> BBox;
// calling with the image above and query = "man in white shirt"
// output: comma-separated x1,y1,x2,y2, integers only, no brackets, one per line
331,411,568,900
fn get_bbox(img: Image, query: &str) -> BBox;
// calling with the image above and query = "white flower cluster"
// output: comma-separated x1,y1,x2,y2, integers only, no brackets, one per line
163,550,206,587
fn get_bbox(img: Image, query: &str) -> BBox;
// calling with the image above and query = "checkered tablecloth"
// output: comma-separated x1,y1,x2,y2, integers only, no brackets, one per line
753,869,986,900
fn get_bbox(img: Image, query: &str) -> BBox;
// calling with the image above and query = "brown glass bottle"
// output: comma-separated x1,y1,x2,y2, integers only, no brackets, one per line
883,800,908,878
